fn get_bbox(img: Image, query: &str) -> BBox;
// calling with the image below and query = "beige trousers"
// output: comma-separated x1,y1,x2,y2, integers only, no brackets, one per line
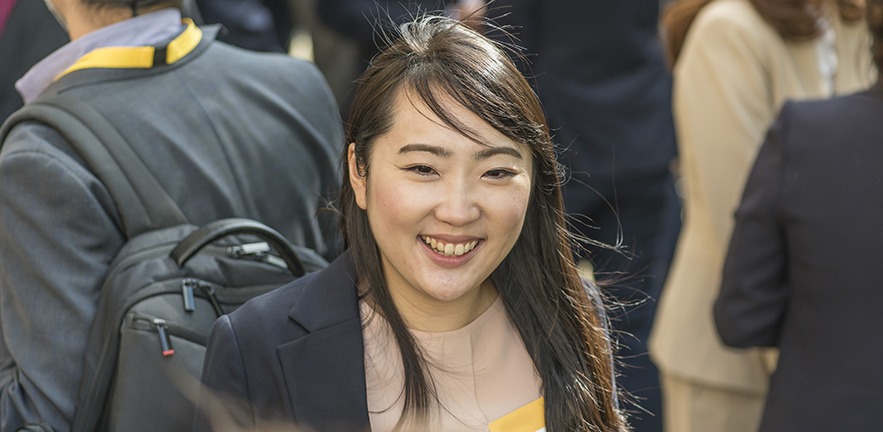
661,373,765,432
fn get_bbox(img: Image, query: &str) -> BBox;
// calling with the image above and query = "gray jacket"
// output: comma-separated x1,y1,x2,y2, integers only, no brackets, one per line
0,25,343,431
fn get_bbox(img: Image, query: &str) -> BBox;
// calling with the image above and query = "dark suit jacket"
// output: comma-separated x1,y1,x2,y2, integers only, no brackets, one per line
714,87,883,431
195,0,291,52
490,0,677,202
196,251,370,431
196,251,625,431
316,0,453,58
314,0,456,119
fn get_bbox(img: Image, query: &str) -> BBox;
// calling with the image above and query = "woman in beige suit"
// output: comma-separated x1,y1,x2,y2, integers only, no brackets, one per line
650,0,874,431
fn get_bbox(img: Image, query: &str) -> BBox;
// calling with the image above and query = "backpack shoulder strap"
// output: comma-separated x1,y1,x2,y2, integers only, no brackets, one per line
0,94,188,236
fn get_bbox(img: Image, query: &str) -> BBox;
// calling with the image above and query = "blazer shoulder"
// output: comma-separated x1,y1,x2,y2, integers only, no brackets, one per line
678,0,779,72
786,90,879,115
226,252,360,338
772,90,883,157
222,273,317,343
775,90,877,138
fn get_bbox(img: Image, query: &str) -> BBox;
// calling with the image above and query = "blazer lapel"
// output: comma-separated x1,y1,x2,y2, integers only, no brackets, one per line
277,252,371,431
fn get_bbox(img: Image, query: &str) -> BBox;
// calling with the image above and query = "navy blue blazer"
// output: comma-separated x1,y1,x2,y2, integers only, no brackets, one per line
715,87,883,431
195,251,370,431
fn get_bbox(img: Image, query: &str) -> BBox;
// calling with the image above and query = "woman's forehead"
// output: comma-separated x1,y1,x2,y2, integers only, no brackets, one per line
382,89,530,155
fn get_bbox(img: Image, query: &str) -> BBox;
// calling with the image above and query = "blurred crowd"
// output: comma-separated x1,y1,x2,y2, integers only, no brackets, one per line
1,0,882,431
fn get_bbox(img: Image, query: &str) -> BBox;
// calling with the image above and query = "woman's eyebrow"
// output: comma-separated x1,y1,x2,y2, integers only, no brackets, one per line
398,143,452,158
397,143,524,160
474,146,524,161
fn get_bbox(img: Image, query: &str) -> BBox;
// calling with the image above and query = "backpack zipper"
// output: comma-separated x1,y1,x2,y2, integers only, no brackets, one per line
108,239,287,294
182,279,223,316
154,319,175,357
130,313,209,357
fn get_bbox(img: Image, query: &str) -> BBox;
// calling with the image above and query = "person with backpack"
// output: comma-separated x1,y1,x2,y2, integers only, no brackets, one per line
0,0,343,430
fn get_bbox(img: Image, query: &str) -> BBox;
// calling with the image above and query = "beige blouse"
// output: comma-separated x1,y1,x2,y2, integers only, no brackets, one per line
361,297,543,431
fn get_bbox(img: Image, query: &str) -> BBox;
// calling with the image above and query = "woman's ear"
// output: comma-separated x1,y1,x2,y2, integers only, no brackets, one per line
348,143,368,210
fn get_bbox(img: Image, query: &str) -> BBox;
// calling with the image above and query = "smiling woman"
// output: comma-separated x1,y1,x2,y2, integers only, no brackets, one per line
348,90,532,333
196,14,628,432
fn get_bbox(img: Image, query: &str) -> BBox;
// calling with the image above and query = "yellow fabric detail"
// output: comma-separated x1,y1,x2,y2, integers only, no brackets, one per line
166,19,201,64
56,19,202,80
488,397,545,432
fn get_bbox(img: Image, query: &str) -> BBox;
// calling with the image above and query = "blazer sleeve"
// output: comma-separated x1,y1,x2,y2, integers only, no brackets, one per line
194,315,254,432
674,5,777,249
713,103,792,348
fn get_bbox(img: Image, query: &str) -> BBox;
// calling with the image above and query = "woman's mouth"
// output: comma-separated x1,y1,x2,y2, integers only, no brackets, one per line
421,235,479,257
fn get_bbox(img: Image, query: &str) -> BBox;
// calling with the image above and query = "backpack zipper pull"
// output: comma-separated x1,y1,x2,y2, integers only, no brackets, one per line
227,242,287,268
227,242,270,259
182,280,197,312
153,319,175,357
198,283,223,317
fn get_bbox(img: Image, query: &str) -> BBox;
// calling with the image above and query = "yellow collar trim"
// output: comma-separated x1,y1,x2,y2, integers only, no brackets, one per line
56,19,202,80
488,397,545,432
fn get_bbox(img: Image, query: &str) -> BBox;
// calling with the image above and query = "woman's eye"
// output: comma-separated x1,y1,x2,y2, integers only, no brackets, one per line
484,169,516,179
405,165,436,176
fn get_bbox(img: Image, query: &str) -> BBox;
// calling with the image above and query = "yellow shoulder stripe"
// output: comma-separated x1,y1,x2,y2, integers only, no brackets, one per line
57,19,202,80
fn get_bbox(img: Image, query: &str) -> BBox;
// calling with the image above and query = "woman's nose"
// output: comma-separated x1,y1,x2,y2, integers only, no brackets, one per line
433,179,481,226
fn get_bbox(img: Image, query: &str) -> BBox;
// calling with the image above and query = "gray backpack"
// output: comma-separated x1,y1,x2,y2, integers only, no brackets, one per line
1,96,327,432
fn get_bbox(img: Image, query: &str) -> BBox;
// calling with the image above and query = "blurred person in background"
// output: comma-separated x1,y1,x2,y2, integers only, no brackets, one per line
314,0,485,117
1,0,201,123
195,0,293,52
650,0,874,431
0,0,68,122
713,1,883,430
489,2,680,431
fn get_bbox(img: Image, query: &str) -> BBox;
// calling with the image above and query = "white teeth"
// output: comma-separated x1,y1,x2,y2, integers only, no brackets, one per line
421,236,479,257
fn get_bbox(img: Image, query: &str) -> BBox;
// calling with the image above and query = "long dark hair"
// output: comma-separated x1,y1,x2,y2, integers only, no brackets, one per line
663,0,865,65
340,15,627,432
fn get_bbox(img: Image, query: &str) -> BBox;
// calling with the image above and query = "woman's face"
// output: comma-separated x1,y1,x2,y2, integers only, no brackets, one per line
349,91,533,329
